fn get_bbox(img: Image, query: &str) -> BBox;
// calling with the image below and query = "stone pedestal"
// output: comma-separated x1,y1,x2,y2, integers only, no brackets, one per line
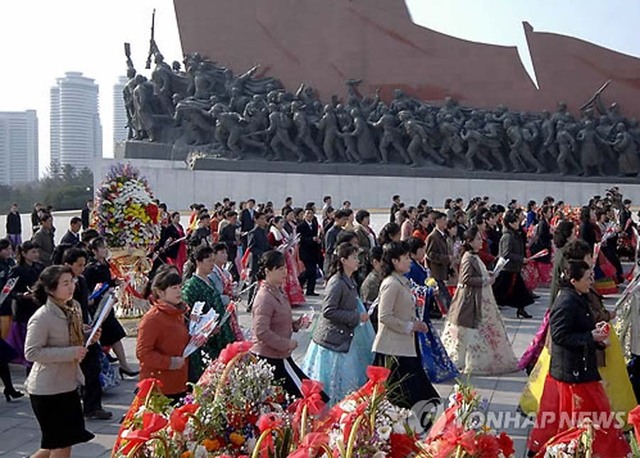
96,157,640,210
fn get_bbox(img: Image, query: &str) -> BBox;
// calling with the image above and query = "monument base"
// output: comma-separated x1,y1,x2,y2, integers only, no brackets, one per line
96,157,640,211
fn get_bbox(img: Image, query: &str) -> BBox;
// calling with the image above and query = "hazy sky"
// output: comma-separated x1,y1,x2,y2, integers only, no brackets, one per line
0,0,638,176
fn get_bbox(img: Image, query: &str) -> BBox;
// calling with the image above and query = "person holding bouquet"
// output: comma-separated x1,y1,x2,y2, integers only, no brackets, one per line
182,246,236,382
267,216,305,307
527,261,630,457
251,250,327,400
137,269,190,404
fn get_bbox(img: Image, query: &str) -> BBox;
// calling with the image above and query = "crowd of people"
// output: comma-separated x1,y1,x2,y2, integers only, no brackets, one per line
1,187,640,456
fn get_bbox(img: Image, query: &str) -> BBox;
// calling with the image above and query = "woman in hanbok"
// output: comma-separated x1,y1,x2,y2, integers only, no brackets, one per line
6,241,44,367
527,261,630,457
405,237,459,382
492,211,535,318
208,243,244,340
301,243,375,405
372,241,440,410
267,217,305,307
441,227,518,375
518,220,575,373
182,246,237,382
579,206,617,296
159,212,188,276
519,240,637,426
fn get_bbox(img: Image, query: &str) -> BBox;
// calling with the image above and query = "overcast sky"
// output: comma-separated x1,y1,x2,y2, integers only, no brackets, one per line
0,0,638,176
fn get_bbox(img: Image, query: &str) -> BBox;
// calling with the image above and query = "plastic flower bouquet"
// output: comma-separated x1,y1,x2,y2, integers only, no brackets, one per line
419,382,515,457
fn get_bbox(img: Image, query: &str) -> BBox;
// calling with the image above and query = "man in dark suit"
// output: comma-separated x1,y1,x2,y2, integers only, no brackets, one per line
389,194,401,223
81,200,93,230
297,208,323,296
60,216,83,246
247,211,269,278
425,211,451,315
239,198,256,249
281,196,293,216
323,209,348,274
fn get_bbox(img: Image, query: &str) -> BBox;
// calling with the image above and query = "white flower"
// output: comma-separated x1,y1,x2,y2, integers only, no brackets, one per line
377,425,392,441
134,406,146,418
120,428,132,438
194,445,208,458
372,452,387,458
339,399,358,413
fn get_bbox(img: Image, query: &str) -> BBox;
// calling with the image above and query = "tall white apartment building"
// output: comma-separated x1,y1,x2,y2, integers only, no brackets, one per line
113,76,129,152
50,72,102,171
0,110,39,185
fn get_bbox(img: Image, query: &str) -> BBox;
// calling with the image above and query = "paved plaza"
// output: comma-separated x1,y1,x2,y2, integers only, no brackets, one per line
0,282,610,458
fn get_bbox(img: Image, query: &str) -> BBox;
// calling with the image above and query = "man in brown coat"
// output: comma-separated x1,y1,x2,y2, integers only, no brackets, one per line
425,211,452,313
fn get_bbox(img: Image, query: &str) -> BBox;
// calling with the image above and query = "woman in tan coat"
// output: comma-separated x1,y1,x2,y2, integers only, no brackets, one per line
372,241,439,409
25,266,97,458
441,226,517,375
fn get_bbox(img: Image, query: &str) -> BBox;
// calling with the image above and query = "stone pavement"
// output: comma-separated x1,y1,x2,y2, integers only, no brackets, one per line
0,284,619,457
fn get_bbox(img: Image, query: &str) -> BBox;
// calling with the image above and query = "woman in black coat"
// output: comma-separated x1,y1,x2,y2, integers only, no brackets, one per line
83,237,138,378
527,261,630,456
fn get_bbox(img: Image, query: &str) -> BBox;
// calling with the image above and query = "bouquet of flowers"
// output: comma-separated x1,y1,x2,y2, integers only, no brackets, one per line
93,162,161,249
419,382,515,457
113,341,294,457
321,366,421,458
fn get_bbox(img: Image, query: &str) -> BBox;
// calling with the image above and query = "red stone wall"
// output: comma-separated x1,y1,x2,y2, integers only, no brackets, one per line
173,0,640,117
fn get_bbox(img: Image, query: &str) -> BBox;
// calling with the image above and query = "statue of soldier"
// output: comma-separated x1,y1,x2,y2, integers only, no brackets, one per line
317,104,345,162
611,123,640,177
460,120,494,171
439,115,465,166
555,122,581,175
132,75,158,141
292,101,325,162
538,110,558,168
209,104,265,159
123,67,139,140
504,118,545,173
243,95,269,136
480,113,509,172
399,111,446,167
551,101,571,125
264,103,304,162
437,96,465,126
336,106,360,163
151,52,178,115
349,108,380,163
389,89,419,113
576,120,605,176
372,107,411,164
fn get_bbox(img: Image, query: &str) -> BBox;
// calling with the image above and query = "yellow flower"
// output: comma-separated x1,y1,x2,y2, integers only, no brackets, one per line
425,278,437,288
229,432,245,446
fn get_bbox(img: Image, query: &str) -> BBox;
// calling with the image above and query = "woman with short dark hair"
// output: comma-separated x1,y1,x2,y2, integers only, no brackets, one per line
26,266,97,457
442,227,517,374
527,261,630,456
137,269,190,404
251,251,326,400
301,243,374,405
181,246,236,382
372,241,440,409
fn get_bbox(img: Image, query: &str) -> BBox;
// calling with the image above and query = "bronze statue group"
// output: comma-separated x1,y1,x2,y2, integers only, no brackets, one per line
123,43,640,177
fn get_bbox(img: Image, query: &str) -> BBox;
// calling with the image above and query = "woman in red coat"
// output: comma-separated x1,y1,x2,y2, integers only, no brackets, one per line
136,269,190,403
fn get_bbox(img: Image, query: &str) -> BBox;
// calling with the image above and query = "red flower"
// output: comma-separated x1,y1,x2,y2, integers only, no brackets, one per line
366,365,391,384
121,412,168,454
218,341,253,364
497,432,515,457
256,413,283,458
169,403,199,433
287,433,329,458
146,204,159,223
476,434,500,458
390,433,419,458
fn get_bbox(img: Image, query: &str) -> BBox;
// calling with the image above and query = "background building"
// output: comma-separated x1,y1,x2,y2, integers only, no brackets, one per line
0,110,39,186
50,71,102,171
112,75,128,154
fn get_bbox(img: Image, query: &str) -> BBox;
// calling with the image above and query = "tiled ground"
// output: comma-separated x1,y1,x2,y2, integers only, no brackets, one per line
0,283,620,457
